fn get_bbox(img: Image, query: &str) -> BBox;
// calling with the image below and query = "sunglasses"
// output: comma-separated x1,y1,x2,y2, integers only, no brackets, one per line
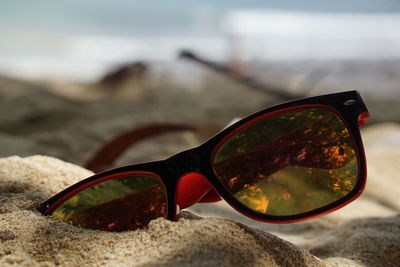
37,90,370,232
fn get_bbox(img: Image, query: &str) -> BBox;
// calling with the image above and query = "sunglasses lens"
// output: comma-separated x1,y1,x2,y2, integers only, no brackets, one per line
212,108,358,217
51,173,167,231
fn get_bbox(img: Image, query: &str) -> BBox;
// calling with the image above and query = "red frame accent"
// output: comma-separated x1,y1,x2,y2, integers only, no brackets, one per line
358,111,370,127
176,172,217,209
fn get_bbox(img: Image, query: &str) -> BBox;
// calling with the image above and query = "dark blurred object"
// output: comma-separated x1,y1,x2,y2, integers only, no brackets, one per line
86,123,196,173
98,62,148,87
179,49,304,100
0,230,16,241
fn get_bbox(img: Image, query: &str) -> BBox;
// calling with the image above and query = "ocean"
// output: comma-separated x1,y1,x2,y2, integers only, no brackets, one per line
1,1,400,82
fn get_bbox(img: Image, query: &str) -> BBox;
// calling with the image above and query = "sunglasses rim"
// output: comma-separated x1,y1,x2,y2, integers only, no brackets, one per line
37,90,369,227
42,170,170,218
208,104,366,223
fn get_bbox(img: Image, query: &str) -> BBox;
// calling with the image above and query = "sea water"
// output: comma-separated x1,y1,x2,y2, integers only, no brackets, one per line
0,1,399,83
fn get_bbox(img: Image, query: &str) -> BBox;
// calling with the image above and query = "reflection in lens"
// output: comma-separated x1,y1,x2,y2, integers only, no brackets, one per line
212,108,358,216
51,173,167,231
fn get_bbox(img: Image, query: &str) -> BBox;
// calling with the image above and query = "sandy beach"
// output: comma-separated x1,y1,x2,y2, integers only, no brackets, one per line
0,61,399,266
1,2,400,265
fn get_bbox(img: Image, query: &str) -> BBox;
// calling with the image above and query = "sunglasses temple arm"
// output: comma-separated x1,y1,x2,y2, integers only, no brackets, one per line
358,111,370,127
176,173,221,209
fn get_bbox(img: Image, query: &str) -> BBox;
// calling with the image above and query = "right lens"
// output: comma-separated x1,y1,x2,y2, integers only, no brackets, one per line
212,108,359,217
51,172,167,231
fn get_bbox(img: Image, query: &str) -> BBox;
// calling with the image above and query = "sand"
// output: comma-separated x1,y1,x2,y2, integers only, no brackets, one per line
0,66,399,266
0,122,399,266
0,156,323,266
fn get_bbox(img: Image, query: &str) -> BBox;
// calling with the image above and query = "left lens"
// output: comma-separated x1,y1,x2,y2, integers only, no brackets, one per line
51,172,167,231
212,108,359,217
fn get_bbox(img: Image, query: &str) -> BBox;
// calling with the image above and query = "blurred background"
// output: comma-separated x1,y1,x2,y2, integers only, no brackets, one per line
0,0,399,84
0,1,399,228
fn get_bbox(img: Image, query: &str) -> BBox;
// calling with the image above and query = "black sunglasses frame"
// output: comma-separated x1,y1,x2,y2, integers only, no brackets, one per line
38,90,369,224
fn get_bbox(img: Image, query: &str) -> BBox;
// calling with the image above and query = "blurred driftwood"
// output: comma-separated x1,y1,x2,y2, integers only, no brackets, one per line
86,123,196,173
98,62,147,87
179,49,305,100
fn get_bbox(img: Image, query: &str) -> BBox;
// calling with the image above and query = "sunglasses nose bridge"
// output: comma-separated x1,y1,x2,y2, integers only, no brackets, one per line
166,148,221,210
175,172,219,209
166,148,202,178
